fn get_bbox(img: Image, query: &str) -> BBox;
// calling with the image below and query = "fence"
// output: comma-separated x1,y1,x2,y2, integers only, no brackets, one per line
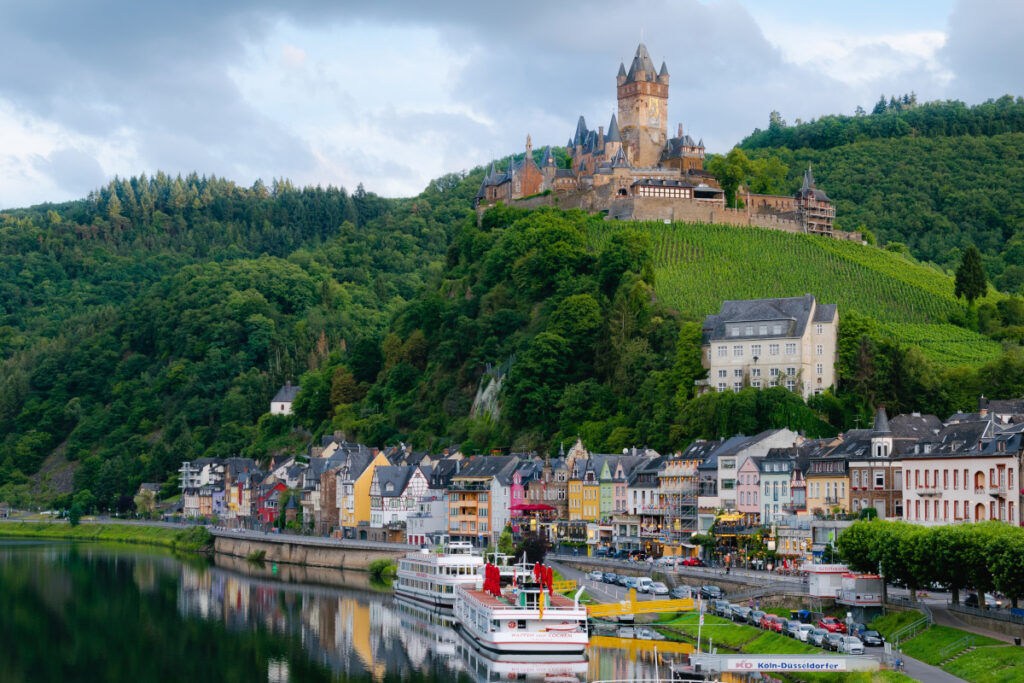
948,602,1024,625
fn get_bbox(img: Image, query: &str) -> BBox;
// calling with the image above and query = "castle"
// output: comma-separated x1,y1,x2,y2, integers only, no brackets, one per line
477,43,850,239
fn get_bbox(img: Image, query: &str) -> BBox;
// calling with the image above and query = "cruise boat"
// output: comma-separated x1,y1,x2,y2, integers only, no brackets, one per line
395,541,485,610
454,560,589,655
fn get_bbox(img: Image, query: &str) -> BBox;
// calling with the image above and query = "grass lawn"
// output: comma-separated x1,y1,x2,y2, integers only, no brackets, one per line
944,644,1024,683
799,672,918,683
0,521,213,551
899,625,1003,666
658,613,761,649
870,610,926,641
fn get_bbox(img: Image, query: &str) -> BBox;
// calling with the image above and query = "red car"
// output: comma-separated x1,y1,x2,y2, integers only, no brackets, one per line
681,558,705,567
760,614,785,632
818,617,847,634
770,616,788,633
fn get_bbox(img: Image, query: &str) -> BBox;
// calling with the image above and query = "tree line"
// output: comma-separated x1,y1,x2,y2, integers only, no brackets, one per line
837,520,1024,608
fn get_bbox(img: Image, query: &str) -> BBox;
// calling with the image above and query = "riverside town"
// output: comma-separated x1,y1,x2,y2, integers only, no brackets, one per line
4,9,1024,683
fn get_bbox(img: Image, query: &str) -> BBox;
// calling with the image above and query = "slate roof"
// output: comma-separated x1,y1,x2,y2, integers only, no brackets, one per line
659,136,701,161
272,383,300,403
796,166,830,202
828,429,874,459
606,114,621,143
452,455,521,484
375,466,416,497
702,294,834,343
889,413,943,439
982,398,1024,416
905,420,996,458
624,43,658,83
872,406,891,435
541,145,556,168
678,439,722,464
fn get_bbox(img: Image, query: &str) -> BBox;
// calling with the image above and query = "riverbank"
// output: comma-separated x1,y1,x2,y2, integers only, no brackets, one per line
0,521,213,551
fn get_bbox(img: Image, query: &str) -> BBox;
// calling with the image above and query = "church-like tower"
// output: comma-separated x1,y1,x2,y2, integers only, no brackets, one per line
616,43,669,168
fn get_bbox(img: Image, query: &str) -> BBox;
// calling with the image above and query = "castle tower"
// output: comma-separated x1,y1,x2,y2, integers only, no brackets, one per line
617,43,669,168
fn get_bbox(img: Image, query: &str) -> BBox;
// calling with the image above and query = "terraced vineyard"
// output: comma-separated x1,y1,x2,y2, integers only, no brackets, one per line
587,221,1004,367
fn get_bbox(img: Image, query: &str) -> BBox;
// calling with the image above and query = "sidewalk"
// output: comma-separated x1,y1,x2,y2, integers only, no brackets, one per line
932,606,1017,644
900,654,968,683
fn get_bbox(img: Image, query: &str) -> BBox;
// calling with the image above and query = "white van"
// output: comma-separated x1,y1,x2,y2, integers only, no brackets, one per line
636,577,654,593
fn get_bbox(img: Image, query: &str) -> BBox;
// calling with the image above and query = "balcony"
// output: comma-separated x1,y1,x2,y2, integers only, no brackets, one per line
823,496,842,505
449,481,490,492
988,484,1008,498
917,485,942,497
640,505,668,515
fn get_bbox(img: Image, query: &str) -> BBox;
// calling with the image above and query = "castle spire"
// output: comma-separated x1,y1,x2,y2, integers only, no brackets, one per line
606,113,621,143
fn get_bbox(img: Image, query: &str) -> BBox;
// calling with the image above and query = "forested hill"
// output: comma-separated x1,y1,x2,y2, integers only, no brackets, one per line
735,96,1024,285
0,169,484,507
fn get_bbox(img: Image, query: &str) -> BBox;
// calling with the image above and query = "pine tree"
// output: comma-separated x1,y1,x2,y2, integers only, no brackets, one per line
955,245,987,303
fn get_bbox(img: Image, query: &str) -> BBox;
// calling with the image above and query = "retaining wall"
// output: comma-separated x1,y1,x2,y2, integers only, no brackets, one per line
213,535,406,571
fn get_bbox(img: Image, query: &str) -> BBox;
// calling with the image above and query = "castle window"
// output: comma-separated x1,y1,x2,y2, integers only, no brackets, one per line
717,345,727,357
769,343,780,355
786,367,796,376
816,363,823,375
751,344,762,356
751,368,761,378
752,380,761,388
730,327,739,337
718,369,727,378
733,369,743,378
717,383,726,392
733,345,744,357
770,368,780,377
785,343,797,355
816,344,824,355
759,325,768,335
816,324,824,335
772,324,783,334
745,326,754,335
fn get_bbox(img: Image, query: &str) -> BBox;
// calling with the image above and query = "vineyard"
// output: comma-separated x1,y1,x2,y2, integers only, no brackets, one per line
587,221,1004,367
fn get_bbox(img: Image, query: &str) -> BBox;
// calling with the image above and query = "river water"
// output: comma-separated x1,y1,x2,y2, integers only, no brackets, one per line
0,541,684,683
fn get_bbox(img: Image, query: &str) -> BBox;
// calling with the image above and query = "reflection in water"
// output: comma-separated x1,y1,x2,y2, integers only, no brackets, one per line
1,542,678,683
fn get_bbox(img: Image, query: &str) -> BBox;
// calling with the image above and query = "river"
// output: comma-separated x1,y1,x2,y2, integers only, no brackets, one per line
0,541,684,683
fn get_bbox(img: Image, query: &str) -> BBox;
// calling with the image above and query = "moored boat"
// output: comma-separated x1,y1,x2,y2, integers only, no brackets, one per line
454,560,588,655
395,541,485,610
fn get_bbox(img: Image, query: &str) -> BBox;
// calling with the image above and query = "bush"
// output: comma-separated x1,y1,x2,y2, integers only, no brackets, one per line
368,558,396,581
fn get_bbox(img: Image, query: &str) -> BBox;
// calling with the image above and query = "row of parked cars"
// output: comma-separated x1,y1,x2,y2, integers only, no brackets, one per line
587,570,670,595
697,600,884,655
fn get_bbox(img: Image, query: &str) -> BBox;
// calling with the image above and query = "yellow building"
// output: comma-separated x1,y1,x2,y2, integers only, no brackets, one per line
568,479,584,521
805,457,849,514
339,450,392,531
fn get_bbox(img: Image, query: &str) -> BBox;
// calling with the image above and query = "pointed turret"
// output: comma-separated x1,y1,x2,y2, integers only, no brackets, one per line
574,115,588,146
698,138,704,149
541,145,555,168
658,60,670,85
611,146,630,168
606,114,621,143
802,165,815,190
872,405,891,435
625,43,657,83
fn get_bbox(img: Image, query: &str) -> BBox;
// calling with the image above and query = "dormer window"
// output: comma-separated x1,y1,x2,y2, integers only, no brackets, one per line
385,482,394,492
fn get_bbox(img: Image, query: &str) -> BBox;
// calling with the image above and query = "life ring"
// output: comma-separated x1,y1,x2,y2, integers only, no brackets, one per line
508,621,517,629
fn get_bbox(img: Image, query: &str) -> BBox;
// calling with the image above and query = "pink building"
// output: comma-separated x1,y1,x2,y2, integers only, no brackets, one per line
737,457,762,524
510,470,526,518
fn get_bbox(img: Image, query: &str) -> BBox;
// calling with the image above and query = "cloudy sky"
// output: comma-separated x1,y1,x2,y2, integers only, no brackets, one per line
1,0,1021,208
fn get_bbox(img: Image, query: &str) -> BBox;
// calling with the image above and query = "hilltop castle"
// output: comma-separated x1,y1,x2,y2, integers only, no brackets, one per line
477,43,851,240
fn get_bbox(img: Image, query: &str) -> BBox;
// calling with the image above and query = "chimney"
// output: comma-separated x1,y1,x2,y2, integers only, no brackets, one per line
979,395,989,412
678,123,683,138
598,125,605,149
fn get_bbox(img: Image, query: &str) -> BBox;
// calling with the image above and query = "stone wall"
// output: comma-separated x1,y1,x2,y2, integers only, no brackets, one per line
484,191,863,242
214,535,407,571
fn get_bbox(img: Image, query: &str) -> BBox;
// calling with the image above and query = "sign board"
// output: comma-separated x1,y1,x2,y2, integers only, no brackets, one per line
721,656,878,673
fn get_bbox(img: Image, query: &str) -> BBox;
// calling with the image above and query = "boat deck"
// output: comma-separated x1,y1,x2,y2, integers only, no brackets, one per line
463,589,576,610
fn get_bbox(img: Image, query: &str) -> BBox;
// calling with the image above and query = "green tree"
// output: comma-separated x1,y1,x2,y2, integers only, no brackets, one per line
706,147,753,207
68,503,83,527
954,245,987,303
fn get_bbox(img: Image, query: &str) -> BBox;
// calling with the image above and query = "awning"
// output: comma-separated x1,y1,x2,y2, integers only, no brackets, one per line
716,513,744,523
510,503,556,511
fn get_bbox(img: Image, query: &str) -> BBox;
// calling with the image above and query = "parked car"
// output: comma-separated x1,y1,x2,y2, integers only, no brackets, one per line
622,577,639,589
681,557,705,567
730,605,751,623
747,610,767,627
617,575,631,586
809,628,828,647
671,586,693,600
840,636,865,655
699,585,723,600
588,570,604,581
796,624,816,642
964,592,1003,609
824,632,845,651
635,626,666,641
617,626,635,639
711,599,731,617
649,581,670,596
769,616,788,633
603,572,618,583
860,630,885,647
785,620,803,638
818,616,847,633
636,577,654,593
